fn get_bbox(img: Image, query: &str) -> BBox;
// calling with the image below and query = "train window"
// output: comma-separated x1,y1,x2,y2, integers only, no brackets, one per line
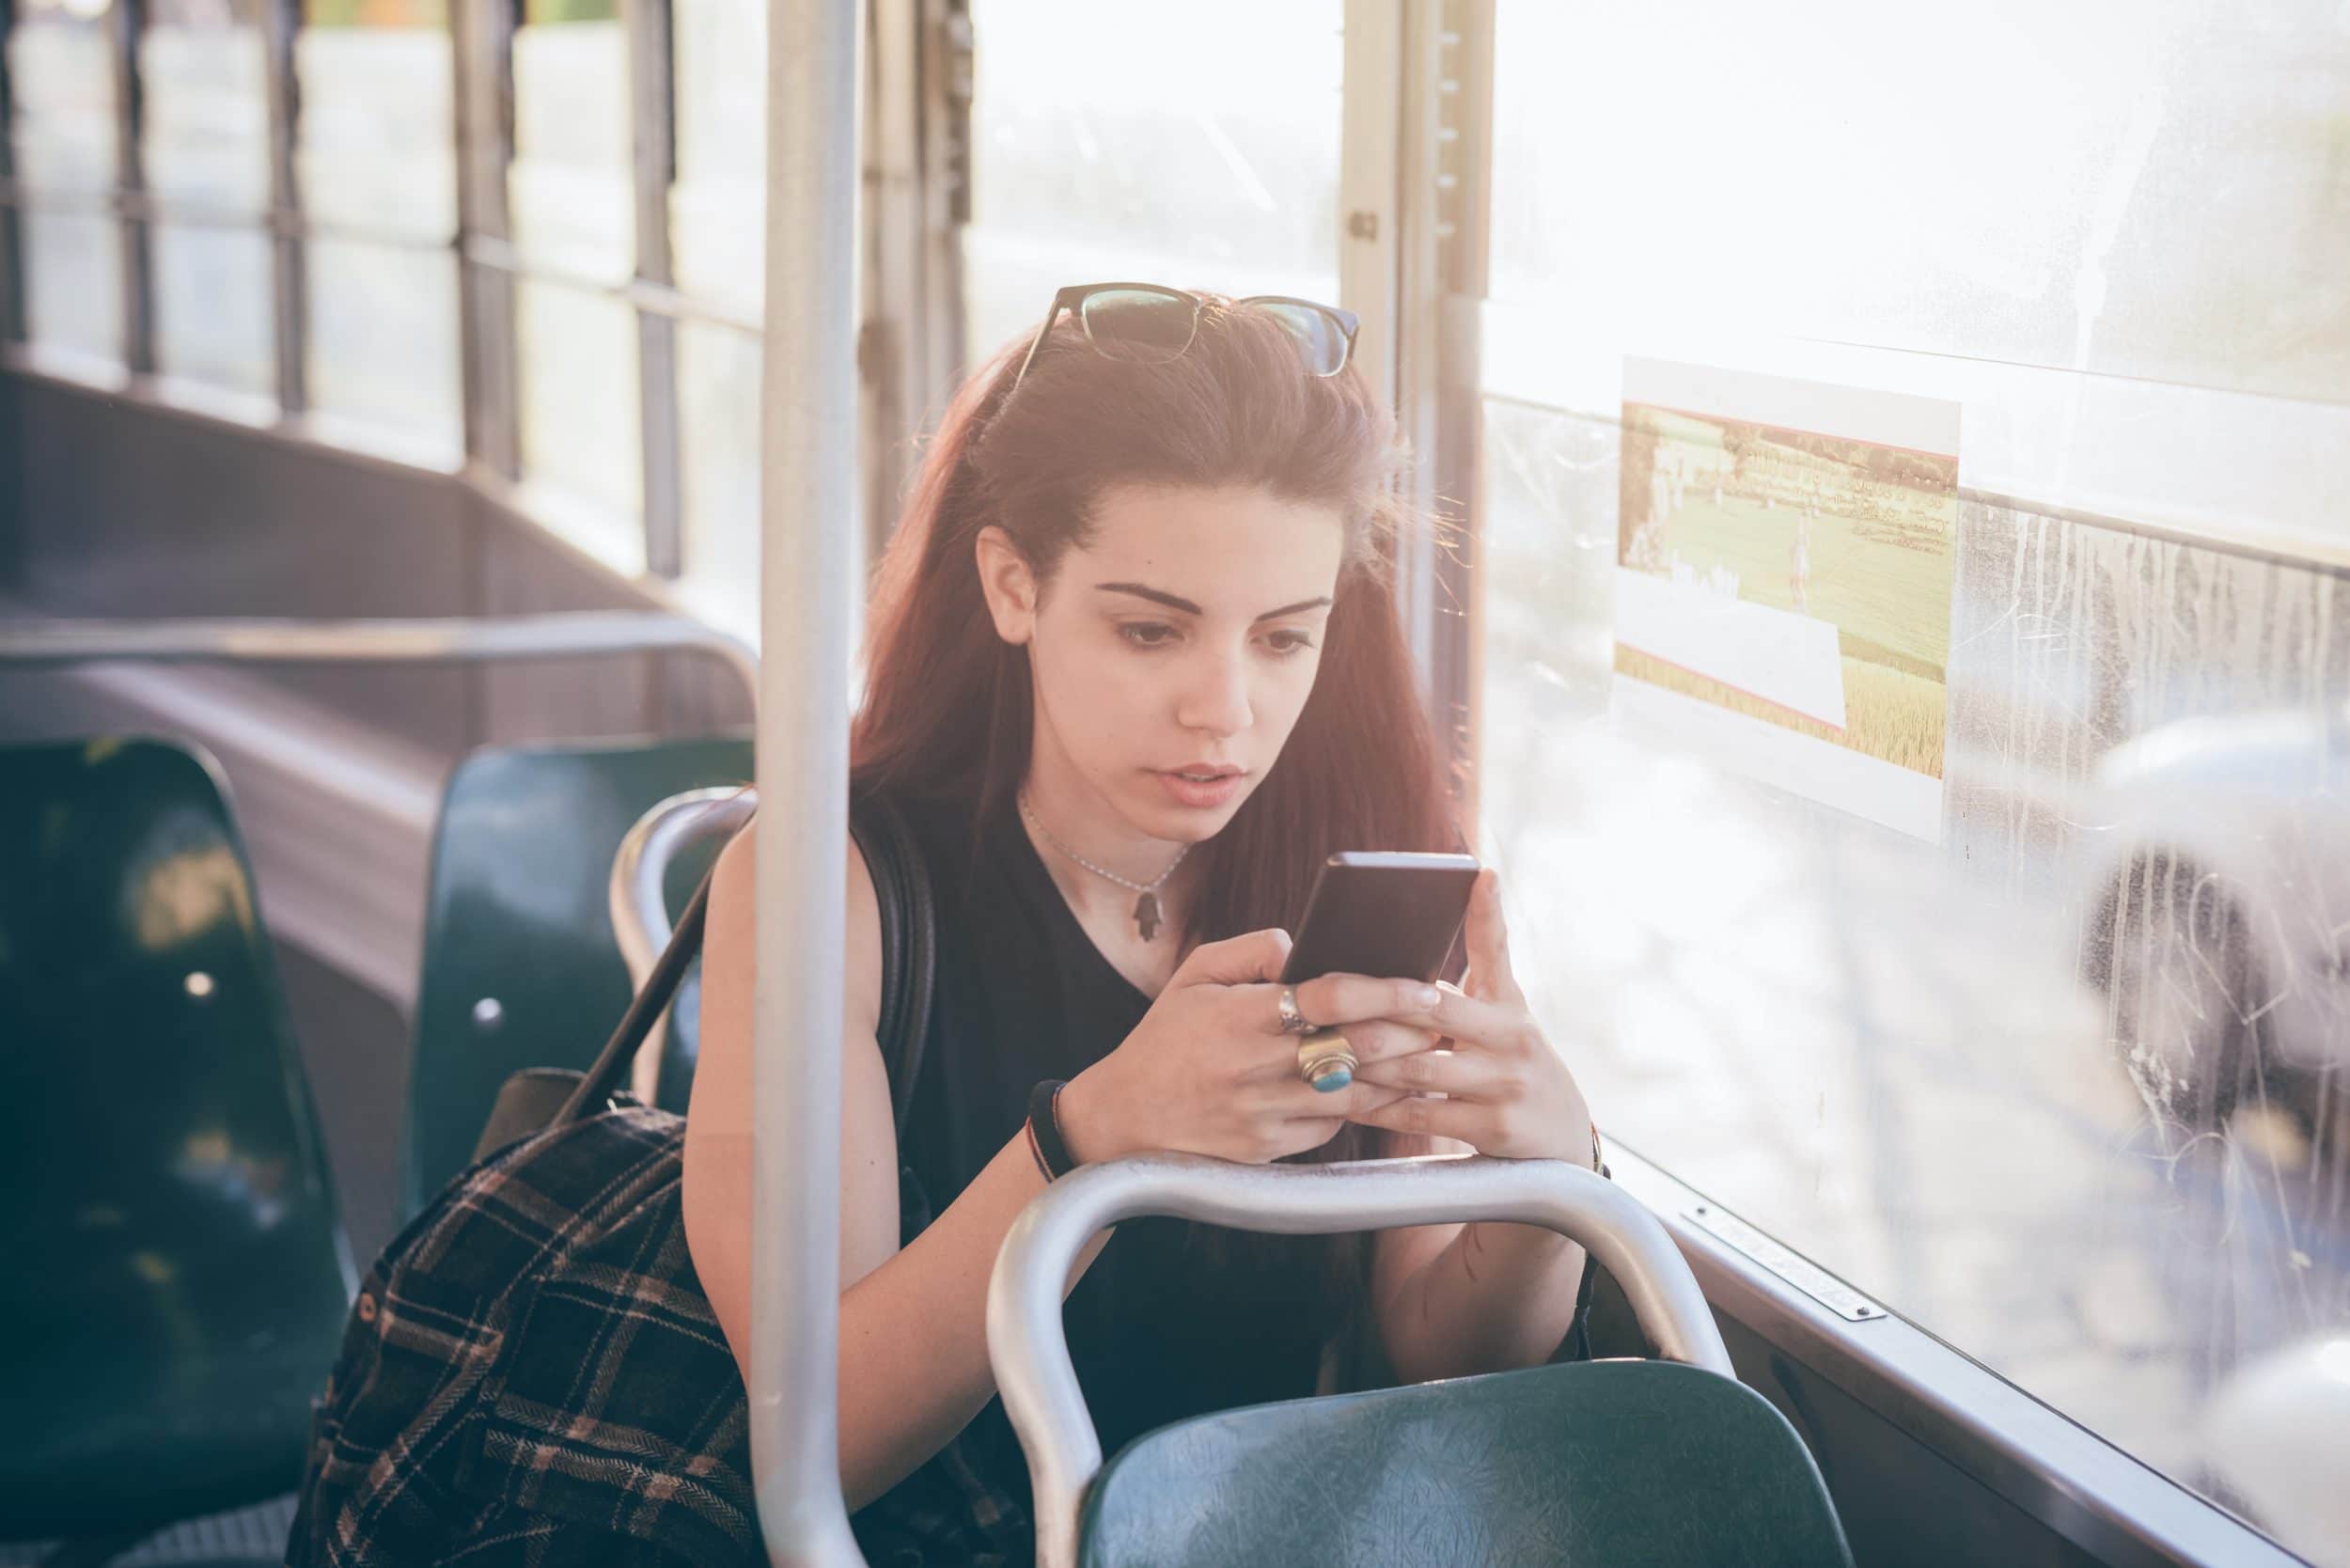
295,0,462,461
674,321,762,638
960,0,1344,363
670,0,764,638
141,0,274,403
670,0,761,315
8,0,123,371
509,0,644,564
1477,0,2350,1524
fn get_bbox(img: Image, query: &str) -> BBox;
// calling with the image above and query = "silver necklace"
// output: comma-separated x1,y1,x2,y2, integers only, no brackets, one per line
1017,791,1191,941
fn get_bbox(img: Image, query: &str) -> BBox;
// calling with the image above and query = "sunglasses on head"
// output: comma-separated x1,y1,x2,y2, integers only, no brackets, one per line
1006,282,1360,400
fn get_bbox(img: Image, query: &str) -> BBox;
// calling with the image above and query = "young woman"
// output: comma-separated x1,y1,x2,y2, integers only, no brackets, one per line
685,284,1604,1562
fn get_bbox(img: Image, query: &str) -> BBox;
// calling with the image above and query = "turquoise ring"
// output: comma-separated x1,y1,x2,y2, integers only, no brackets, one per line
1297,1029,1357,1093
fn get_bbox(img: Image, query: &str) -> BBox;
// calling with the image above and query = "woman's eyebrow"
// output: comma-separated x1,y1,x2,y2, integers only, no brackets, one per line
1096,582,1334,621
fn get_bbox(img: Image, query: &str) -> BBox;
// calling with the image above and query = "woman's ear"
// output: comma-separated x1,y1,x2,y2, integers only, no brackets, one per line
974,525,1040,646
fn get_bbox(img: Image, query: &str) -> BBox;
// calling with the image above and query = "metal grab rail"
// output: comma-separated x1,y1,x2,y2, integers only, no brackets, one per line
611,785,759,1105
0,610,760,706
750,0,861,1558
987,1152,1732,1568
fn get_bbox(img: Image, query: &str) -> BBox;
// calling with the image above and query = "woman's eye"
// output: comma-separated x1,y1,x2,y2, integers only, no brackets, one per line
1118,622,1177,649
1262,631,1316,656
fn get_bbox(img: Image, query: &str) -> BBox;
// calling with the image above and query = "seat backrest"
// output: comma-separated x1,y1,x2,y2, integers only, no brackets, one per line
401,734,752,1217
0,737,352,1539
1080,1357,1852,1568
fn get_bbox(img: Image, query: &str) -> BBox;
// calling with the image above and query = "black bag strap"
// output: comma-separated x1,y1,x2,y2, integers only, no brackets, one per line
551,792,936,1135
550,866,716,1126
849,791,938,1141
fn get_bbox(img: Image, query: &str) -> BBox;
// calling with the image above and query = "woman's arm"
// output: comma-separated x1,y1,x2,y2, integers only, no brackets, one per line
1368,1133,1593,1386
683,828,1106,1509
684,834,1440,1506
1347,870,1602,1385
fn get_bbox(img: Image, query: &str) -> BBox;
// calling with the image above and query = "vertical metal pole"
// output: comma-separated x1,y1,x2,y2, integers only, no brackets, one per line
1387,0,1449,713
109,0,155,375
0,0,24,346
751,0,865,1561
626,0,682,576
1426,0,1493,801
259,0,307,415
452,0,521,478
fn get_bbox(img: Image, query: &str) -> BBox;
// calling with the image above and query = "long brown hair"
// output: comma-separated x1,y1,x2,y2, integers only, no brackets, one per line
852,298,1459,1308
853,298,1461,944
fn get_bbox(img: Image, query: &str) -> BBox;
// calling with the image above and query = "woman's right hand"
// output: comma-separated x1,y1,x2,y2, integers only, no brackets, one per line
1056,928,1444,1166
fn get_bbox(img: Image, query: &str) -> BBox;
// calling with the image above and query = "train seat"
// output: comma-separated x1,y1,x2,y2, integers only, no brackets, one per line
0,738,352,1549
990,1152,1854,1568
1080,1357,1849,1567
400,734,752,1217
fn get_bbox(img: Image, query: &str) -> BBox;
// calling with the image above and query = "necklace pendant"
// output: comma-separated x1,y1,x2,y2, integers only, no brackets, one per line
1134,889,1162,942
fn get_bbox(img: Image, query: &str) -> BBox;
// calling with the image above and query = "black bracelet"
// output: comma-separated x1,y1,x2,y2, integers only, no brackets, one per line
1026,1078,1080,1180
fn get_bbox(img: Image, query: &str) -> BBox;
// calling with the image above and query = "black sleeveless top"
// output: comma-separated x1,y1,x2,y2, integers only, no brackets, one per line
854,786,1341,1564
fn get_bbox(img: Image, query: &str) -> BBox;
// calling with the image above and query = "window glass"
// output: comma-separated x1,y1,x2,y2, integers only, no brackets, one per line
1480,0,2350,1536
674,321,761,641
669,0,763,625
149,226,275,398
142,0,269,215
669,0,762,314
961,0,1344,366
509,0,638,535
514,278,644,566
294,0,462,459
1488,0,2350,405
305,235,462,457
143,0,274,399
509,0,633,277
9,0,123,366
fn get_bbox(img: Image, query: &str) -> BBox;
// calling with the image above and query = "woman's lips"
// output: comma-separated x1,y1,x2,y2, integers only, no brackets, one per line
1152,769,1244,808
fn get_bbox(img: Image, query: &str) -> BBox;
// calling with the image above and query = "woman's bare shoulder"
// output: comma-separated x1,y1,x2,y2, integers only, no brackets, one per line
707,821,885,1040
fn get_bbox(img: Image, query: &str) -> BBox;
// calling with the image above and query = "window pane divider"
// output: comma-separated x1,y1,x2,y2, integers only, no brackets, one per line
111,0,156,375
626,0,682,577
452,0,521,478
0,0,23,346
259,0,306,414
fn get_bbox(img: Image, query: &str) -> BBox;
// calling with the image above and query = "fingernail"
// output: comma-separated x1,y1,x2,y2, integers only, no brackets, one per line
1416,986,1441,1009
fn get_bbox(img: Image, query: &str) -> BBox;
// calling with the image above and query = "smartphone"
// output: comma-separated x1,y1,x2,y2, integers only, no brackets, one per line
1278,851,1481,986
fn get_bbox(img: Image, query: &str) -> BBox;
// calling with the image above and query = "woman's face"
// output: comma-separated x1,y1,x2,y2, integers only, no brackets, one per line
979,482,1345,843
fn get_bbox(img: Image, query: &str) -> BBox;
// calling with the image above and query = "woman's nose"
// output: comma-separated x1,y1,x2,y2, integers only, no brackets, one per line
1176,651,1253,736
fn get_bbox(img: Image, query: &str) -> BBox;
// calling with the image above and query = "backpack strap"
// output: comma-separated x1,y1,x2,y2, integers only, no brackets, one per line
545,865,718,1129
540,794,935,1137
848,791,938,1141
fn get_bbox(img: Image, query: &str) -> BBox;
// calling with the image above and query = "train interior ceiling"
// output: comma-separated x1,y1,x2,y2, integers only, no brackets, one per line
3,0,2347,1564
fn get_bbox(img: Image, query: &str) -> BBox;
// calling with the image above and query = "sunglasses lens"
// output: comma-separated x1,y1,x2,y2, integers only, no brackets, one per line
1255,302,1350,376
1078,289,1198,364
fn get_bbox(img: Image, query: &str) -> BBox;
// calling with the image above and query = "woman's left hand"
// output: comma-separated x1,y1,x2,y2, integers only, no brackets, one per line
1346,869,1596,1165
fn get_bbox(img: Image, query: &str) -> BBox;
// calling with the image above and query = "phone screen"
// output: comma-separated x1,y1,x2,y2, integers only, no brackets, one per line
1278,852,1480,986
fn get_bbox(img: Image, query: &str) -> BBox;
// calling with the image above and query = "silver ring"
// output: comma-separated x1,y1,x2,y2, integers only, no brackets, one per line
1276,984,1313,1035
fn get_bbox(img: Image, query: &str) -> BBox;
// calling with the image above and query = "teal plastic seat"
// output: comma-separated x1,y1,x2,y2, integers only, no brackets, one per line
0,738,353,1544
400,734,752,1217
992,1154,1852,1568
1081,1358,1852,1567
